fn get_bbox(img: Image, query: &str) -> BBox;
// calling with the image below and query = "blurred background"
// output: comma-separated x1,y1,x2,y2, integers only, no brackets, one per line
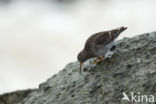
0,0,156,94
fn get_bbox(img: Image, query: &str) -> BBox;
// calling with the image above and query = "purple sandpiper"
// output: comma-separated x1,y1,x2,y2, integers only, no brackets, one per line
77,26,127,73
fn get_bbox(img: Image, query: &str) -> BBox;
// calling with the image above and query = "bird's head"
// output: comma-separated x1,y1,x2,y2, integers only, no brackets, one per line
77,50,87,73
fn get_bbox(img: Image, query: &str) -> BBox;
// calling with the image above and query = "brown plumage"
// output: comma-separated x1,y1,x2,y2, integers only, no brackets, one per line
77,26,127,73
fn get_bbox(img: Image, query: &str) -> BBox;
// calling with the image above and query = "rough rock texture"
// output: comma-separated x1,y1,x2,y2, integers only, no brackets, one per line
21,32,156,104
0,89,36,104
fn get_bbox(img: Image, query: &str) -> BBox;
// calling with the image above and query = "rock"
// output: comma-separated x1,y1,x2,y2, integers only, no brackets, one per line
21,32,156,104
0,89,36,104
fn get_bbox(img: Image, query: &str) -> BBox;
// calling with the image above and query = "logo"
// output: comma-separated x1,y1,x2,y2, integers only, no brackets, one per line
122,92,155,103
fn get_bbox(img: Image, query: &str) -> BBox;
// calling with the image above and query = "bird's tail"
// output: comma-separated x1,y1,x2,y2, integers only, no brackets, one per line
118,26,127,32
111,26,127,39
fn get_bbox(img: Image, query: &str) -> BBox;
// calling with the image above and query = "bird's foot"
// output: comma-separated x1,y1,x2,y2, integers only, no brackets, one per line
93,56,105,64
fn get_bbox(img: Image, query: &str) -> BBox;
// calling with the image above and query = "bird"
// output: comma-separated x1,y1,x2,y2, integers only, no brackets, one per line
77,26,127,73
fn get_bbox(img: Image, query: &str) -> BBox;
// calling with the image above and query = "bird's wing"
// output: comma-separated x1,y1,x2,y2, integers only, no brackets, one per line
95,26,127,46
93,31,115,56
94,27,127,56
94,32,112,46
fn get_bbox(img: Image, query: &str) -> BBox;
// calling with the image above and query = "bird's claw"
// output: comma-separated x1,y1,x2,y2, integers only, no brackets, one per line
93,56,105,64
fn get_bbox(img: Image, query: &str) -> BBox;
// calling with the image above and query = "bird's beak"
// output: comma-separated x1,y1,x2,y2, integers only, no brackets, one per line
80,62,82,73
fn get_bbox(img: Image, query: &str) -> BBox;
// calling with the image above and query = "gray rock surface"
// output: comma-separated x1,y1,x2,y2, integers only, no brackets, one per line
0,89,36,104
21,32,156,104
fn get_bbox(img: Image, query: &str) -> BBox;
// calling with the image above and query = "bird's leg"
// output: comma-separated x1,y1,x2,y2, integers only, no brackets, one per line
93,56,105,64
93,56,100,64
